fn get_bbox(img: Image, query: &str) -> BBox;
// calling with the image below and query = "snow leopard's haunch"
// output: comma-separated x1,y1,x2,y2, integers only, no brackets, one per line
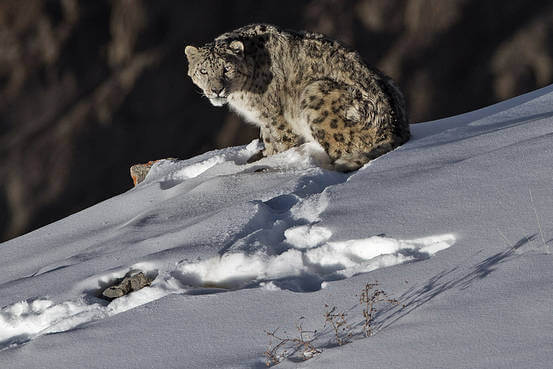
185,24,410,171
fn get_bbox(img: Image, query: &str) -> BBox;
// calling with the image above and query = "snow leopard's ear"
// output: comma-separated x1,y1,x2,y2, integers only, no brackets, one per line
185,45,199,60
229,40,244,57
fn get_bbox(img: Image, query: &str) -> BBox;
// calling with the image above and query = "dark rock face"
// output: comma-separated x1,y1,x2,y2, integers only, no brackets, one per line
2,0,553,241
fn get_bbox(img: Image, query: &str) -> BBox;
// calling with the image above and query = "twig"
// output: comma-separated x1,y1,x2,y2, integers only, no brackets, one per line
264,320,321,366
529,188,547,249
497,229,511,247
324,304,351,346
359,281,400,337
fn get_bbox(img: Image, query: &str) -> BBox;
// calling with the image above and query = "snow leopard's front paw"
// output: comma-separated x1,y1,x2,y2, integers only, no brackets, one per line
246,150,265,163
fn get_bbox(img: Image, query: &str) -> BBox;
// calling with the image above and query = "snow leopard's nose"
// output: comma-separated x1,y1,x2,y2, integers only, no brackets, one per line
211,87,224,96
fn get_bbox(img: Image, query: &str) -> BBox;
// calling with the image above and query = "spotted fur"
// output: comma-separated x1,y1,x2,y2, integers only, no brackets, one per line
185,24,410,171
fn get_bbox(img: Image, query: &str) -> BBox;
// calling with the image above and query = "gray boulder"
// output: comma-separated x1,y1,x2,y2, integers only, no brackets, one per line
102,272,151,299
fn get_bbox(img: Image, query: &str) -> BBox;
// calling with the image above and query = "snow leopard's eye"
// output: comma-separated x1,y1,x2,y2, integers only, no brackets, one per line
223,65,232,74
199,68,207,75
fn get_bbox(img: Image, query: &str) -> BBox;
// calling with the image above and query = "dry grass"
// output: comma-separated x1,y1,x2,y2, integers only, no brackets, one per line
264,318,321,366
324,304,351,346
529,188,548,251
359,281,401,337
263,280,402,366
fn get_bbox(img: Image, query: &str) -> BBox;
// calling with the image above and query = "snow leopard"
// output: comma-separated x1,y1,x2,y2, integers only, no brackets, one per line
185,24,410,171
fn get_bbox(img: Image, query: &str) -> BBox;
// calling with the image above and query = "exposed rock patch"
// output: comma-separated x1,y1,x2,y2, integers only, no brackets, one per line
130,161,157,186
102,272,151,299
130,158,176,185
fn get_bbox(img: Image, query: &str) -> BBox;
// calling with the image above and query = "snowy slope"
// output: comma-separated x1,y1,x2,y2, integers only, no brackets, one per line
1,85,552,369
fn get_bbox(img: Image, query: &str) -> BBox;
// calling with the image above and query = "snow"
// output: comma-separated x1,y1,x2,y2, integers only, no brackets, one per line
1,84,553,368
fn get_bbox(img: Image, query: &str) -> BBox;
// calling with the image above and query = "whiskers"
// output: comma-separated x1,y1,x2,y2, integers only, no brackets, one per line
193,87,207,98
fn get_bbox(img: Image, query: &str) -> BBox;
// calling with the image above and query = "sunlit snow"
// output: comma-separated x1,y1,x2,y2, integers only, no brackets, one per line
1,85,552,368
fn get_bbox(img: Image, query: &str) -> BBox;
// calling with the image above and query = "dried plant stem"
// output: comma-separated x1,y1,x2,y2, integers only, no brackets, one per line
264,281,402,365
496,229,511,247
359,281,400,337
324,305,351,346
264,320,320,366
529,188,547,249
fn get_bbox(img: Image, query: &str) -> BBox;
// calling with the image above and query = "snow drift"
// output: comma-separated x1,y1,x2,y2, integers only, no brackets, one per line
1,84,552,368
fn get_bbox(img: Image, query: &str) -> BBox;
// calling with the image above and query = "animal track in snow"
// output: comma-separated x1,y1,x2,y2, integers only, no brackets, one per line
174,233,456,291
0,141,455,350
171,162,455,292
0,278,170,351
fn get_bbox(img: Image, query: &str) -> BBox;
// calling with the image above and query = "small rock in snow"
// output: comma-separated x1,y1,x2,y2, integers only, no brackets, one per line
102,272,151,299
130,159,175,186
130,161,157,186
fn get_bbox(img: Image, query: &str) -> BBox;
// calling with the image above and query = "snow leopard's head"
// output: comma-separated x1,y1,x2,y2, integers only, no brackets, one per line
185,40,250,107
